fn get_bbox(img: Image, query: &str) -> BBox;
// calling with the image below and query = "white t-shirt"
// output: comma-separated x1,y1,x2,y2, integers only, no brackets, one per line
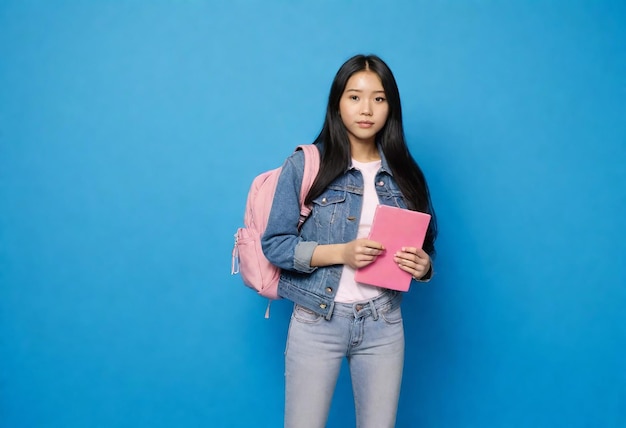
334,158,384,303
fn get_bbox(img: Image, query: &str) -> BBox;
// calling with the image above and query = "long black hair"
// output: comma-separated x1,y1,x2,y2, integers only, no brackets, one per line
305,54,438,256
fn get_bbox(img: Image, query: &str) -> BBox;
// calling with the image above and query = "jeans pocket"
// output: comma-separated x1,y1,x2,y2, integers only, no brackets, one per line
292,304,323,324
381,306,403,325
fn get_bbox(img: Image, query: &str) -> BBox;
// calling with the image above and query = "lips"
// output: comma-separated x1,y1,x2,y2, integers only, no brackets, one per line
357,121,374,128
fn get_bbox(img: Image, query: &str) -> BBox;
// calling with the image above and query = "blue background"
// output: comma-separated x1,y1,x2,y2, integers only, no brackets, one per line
1,1,625,427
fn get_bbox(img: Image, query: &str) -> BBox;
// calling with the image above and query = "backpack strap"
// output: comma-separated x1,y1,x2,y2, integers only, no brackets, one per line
295,144,320,228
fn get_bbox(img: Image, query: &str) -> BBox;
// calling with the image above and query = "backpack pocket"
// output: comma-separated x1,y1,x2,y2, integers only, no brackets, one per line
234,227,280,299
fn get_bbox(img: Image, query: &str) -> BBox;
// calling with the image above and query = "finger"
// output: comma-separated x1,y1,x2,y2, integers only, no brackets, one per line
394,254,428,274
401,247,428,257
396,261,421,277
414,248,430,260
394,255,417,268
362,246,383,256
410,265,422,276
361,239,385,250
355,256,376,268
401,246,427,256
411,265,426,279
394,250,418,264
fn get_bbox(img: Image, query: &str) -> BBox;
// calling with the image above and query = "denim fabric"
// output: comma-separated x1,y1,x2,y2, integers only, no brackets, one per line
261,144,408,318
284,291,404,428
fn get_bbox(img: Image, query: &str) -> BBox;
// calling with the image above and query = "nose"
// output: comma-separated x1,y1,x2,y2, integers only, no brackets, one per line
361,100,373,116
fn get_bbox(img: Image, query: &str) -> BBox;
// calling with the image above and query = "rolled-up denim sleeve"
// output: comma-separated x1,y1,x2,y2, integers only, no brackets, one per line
261,151,318,274
293,241,318,272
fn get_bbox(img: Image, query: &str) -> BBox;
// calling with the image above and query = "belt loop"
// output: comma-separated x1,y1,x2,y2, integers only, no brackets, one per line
370,299,379,321
324,301,335,321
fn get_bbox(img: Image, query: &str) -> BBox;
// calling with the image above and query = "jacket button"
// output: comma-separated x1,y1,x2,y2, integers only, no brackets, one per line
319,303,327,309
325,287,333,293
322,197,327,203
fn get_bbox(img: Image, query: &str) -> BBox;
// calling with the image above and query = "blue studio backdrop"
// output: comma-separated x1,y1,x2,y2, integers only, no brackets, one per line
1,1,625,427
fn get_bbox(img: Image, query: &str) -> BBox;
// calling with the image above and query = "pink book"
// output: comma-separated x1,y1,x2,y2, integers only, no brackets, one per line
354,205,431,292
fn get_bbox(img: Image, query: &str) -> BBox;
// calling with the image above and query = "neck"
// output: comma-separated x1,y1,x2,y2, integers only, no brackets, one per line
350,140,380,162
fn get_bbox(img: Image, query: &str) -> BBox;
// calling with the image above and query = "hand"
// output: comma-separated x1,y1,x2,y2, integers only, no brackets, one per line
342,238,384,270
394,247,431,280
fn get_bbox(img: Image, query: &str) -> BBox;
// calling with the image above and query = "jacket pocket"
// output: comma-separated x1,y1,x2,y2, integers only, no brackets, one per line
312,189,346,230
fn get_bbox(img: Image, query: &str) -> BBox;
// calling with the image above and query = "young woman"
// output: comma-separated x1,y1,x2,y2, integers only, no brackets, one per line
261,54,437,428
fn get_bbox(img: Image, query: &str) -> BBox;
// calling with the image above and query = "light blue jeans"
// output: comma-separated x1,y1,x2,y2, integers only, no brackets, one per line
284,291,405,428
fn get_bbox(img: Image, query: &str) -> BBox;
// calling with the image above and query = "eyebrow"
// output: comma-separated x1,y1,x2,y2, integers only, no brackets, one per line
345,89,386,94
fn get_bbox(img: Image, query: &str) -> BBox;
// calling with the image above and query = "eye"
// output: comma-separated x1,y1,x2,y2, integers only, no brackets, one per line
350,95,359,101
375,97,386,102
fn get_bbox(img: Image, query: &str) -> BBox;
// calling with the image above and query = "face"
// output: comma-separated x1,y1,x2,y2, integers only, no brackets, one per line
339,70,389,146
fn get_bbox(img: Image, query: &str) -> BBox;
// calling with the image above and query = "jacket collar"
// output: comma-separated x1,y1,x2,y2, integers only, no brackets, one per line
315,141,394,176
346,145,393,176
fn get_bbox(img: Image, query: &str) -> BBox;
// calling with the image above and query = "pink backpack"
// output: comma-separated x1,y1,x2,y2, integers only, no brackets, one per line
232,145,320,316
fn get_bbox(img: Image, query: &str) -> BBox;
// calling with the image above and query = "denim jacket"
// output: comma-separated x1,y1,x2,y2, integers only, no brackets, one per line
261,144,408,318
